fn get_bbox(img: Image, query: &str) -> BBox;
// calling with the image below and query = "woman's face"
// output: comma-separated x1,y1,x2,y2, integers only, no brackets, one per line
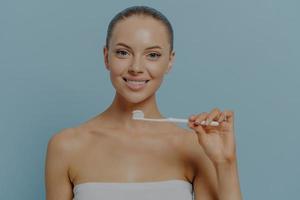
103,15,175,103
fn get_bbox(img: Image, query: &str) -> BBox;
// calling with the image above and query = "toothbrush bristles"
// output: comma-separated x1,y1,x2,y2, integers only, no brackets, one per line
132,110,144,119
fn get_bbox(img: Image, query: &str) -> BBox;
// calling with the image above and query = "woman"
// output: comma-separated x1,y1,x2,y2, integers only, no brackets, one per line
45,6,243,200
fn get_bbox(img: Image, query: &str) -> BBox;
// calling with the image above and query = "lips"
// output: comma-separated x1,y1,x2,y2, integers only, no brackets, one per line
122,77,150,90
122,77,150,83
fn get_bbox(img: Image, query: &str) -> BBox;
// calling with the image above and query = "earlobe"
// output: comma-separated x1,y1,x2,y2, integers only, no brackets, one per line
165,64,172,74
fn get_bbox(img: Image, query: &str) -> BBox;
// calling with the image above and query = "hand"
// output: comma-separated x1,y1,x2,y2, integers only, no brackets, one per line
188,108,237,165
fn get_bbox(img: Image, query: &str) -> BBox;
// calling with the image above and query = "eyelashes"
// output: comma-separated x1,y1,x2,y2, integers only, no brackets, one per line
114,49,161,60
147,52,161,60
115,50,129,57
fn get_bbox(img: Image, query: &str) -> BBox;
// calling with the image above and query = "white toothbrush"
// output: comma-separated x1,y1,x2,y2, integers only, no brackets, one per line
132,110,219,126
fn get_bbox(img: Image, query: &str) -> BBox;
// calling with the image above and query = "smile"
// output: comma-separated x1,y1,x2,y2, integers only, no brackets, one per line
122,77,150,90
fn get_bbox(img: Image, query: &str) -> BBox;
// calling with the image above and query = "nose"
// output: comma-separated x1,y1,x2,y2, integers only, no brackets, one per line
128,56,144,74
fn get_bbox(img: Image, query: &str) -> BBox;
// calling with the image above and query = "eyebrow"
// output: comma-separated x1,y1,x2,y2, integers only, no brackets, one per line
115,42,162,50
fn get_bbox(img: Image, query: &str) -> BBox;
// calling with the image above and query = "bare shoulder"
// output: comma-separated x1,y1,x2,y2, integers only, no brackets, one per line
46,127,86,173
46,127,80,176
47,128,78,153
46,124,93,160
45,128,80,200
174,126,203,159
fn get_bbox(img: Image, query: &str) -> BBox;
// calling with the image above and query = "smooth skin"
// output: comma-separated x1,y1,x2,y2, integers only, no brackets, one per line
45,15,242,200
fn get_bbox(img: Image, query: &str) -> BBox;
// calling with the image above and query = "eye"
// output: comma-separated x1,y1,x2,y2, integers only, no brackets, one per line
147,52,161,60
115,50,130,58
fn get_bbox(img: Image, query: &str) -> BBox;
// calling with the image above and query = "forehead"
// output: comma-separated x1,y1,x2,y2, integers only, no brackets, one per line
110,15,170,49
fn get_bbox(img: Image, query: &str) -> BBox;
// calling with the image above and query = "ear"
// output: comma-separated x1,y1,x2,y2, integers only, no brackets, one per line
166,50,175,74
103,46,110,71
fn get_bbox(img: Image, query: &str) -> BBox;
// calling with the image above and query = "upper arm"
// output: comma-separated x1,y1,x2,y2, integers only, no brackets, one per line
191,143,219,200
45,128,74,200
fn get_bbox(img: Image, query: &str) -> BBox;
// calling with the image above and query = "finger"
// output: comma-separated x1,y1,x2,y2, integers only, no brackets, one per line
193,112,209,126
215,110,234,132
217,112,226,123
188,116,207,135
188,114,197,122
223,110,234,124
206,108,221,125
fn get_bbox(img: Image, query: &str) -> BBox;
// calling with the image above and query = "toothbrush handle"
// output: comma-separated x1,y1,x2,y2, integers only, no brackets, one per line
167,118,220,126
167,118,188,123
135,118,187,123
135,117,220,126
136,118,169,122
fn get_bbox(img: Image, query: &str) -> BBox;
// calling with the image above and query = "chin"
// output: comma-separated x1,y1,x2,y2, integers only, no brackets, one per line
120,91,156,104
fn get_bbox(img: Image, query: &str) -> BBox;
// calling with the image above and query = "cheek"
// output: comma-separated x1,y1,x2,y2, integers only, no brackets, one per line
147,67,165,78
146,61,168,78
109,59,129,75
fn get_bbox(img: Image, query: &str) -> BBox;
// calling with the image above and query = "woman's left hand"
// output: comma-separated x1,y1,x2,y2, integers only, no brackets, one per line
188,108,237,165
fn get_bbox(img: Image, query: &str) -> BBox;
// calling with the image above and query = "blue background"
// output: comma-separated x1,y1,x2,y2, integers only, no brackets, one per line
1,0,299,199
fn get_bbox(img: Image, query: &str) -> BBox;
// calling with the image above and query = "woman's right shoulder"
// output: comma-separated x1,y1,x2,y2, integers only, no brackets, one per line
47,123,96,153
47,127,84,155
45,128,80,199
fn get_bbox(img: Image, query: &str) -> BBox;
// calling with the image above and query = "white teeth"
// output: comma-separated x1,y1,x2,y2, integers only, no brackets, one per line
127,80,147,84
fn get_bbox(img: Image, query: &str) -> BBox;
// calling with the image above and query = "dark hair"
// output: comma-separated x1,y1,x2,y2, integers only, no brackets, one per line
105,6,174,52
